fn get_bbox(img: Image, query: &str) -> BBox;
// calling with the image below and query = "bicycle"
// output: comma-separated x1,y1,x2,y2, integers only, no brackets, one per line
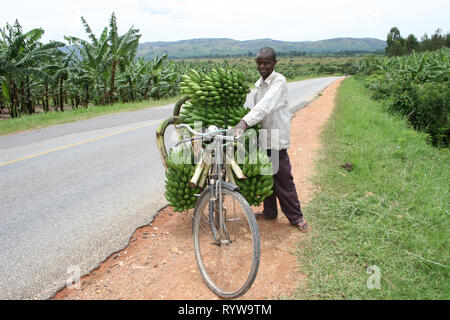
174,123,260,299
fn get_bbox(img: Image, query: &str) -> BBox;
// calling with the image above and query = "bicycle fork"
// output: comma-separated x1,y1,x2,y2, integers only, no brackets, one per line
209,138,233,246
209,180,232,245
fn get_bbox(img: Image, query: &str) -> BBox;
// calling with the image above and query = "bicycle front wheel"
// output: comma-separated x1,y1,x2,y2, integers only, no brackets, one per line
192,187,260,299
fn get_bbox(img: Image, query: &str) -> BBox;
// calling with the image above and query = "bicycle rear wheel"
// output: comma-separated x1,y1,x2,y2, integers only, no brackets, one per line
192,187,260,299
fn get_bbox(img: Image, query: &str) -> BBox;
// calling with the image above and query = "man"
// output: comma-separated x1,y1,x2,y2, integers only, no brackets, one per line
234,47,308,232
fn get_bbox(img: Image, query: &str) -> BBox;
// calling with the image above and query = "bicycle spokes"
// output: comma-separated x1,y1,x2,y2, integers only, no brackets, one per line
193,189,259,297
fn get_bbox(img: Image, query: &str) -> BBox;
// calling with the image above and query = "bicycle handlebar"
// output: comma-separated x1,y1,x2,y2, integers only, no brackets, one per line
175,124,205,136
175,124,241,141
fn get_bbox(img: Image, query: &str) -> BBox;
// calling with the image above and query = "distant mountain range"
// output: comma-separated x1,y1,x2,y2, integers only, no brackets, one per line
136,37,386,59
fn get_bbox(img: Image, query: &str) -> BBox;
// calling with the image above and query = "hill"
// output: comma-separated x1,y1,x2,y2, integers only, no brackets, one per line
137,37,386,58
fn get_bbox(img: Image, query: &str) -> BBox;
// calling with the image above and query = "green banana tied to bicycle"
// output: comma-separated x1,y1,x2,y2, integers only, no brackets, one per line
160,67,274,212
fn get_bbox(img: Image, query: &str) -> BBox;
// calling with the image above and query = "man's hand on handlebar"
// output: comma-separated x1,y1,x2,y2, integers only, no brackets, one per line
234,120,248,137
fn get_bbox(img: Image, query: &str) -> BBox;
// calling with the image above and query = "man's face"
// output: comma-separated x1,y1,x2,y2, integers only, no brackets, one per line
255,53,277,80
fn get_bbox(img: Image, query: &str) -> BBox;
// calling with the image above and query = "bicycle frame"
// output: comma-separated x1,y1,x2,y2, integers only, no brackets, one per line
175,124,238,246
208,135,233,245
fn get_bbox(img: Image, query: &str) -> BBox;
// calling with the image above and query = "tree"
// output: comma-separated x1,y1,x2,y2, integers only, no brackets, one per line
106,12,141,105
51,50,75,111
65,18,111,105
116,57,151,102
386,27,404,56
430,28,445,50
420,33,431,51
405,34,419,54
0,20,64,117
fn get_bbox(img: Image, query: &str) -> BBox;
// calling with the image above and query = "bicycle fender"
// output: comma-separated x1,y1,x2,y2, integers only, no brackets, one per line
221,181,240,191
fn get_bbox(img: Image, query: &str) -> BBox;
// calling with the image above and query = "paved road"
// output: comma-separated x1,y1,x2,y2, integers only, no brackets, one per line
0,76,341,299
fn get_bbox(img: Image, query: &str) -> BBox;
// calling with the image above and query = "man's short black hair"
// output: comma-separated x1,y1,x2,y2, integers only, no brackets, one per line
258,47,277,61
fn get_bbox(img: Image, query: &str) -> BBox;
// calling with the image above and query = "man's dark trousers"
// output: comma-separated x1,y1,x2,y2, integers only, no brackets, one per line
263,149,304,225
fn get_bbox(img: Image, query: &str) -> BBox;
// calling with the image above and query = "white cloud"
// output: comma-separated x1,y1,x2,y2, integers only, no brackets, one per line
139,0,172,16
0,0,448,43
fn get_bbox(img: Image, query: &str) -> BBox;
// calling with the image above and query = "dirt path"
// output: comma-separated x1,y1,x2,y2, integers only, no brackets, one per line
52,78,344,300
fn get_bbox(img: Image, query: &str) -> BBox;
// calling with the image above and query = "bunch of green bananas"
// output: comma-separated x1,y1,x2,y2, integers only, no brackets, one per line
164,148,201,212
180,68,249,108
234,150,274,206
179,67,260,131
179,100,259,129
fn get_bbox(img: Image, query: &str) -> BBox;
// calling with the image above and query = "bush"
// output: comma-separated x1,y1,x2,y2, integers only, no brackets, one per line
388,78,449,147
412,82,449,147
342,62,359,75
318,65,337,74
357,48,450,148
362,74,392,100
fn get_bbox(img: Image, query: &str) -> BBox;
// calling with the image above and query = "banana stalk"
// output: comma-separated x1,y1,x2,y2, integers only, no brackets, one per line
189,154,205,188
156,96,193,170
226,164,237,185
198,163,211,189
173,95,190,117
156,116,178,170
229,157,246,180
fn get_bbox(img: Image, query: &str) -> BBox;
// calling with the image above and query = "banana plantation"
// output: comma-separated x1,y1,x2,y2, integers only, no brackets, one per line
0,14,179,118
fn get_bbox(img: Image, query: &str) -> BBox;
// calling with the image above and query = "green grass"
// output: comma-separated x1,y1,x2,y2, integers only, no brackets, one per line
0,96,180,136
294,77,449,299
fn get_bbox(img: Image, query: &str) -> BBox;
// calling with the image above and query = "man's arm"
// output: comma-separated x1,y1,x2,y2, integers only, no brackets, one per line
241,79,285,127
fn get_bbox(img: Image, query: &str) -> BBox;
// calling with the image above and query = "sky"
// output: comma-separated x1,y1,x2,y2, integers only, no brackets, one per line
1,0,449,44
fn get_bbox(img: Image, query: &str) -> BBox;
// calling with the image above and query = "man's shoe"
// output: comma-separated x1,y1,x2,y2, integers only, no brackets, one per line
254,211,277,220
295,221,309,233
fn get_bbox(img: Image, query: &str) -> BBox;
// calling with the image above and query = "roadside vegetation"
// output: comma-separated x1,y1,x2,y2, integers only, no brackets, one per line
355,48,449,148
295,77,449,299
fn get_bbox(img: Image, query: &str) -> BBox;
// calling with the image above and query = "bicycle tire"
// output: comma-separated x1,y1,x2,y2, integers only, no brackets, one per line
192,186,260,299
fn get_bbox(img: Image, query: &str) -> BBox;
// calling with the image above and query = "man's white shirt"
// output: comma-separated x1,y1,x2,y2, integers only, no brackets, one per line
242,71,290,150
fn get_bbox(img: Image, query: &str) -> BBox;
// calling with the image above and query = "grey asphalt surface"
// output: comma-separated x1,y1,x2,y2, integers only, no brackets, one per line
0,76,342,299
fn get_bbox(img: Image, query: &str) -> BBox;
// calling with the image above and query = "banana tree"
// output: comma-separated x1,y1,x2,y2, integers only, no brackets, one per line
49,50,75,111
65,17,111,106
0,20,63,117
148,59,179,99
141,53,179,99
116,57,150,102
106,12,141,105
